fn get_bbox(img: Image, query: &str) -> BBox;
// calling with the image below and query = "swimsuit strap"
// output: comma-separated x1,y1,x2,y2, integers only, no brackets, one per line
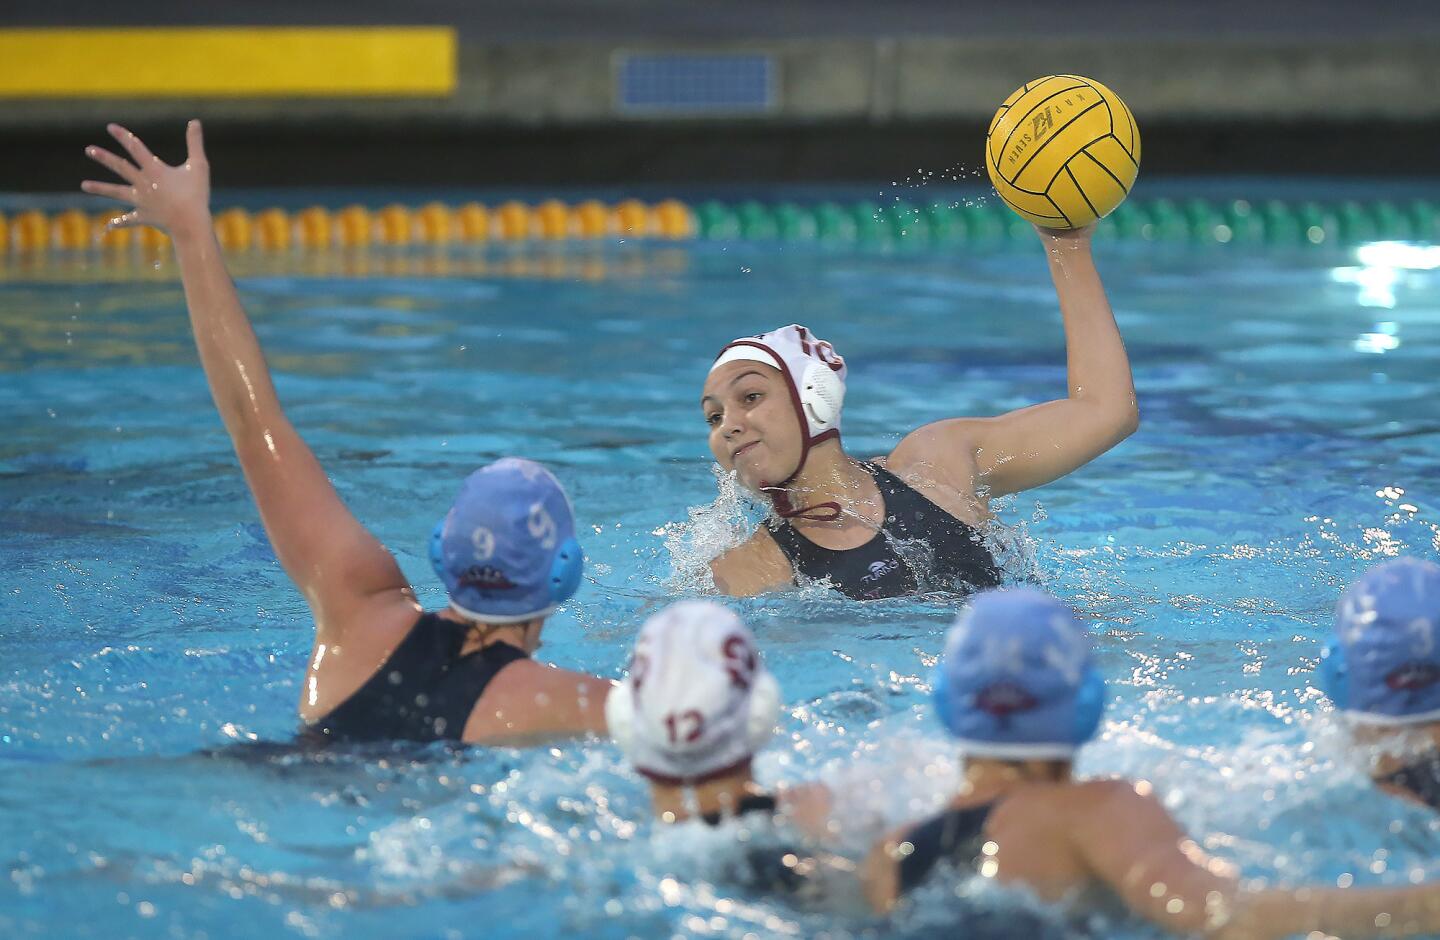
427,640,530,740
762,460,1000,599
861,461,932,526
763,510,815,563
762,462,894,556
897,802,996,893
700,792,780,827
863,460,904,491
761,461,917,598
695,791,820,897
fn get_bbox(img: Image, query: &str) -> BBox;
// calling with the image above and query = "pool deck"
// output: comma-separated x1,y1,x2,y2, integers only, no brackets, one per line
3,1,1438,186
7,0,1439,125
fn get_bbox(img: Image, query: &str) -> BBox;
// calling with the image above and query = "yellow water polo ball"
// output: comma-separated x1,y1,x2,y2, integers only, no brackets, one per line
985,75,1140,229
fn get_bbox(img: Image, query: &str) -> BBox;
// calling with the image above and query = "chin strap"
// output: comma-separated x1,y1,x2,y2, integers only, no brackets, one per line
756,426,847,523
763,485,842,523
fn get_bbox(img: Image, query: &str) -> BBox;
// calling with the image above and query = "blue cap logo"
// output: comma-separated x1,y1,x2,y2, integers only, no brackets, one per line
428,458,584,623
974,682,1039,722
456,565,519,593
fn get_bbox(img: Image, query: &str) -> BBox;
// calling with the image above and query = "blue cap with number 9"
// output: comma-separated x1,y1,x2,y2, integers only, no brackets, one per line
428,457,584,623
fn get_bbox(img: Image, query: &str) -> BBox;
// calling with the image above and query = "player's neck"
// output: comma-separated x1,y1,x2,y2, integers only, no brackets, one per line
650,767,762,822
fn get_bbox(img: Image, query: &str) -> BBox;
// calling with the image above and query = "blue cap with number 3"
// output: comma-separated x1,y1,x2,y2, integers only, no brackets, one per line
931,588,1106,759
1321,558,1440,725
428,457,583,623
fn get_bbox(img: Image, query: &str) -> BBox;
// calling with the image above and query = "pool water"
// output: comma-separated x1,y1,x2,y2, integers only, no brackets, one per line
3,212,1440,938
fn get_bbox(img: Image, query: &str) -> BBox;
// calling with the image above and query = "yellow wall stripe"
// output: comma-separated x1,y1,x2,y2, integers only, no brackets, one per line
0,28,456,97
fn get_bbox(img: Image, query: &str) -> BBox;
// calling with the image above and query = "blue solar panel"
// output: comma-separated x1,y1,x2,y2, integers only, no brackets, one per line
616,53,774,113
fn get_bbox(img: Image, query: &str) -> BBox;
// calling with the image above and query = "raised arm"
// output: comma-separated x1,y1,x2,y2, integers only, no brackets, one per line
889,224,1138,500
82,122,411,637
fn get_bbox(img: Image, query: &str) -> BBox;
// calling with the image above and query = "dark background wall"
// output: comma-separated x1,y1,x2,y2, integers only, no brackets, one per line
4,1,1439,189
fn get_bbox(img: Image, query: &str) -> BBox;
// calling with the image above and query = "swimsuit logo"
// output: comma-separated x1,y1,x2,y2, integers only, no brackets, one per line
975,682,1038,725
1386,662,1440,692
457,565,517,593
862,558,900,584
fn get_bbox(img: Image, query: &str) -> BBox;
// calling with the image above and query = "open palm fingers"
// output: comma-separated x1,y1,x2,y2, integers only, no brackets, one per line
79,179,138,205
184,119,207,166
107,123,161,171
84,144,142,186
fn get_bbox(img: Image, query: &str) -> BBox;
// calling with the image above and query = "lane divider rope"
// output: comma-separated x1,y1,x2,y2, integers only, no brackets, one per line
2,197,1436,254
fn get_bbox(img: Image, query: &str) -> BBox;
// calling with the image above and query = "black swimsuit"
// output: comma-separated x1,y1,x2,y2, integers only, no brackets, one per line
303,612,528,743
700,793,813,895
1379,754,1440,810
897,802,996,894
699,792,783,827
896,802,1099,939
765,462,1002,600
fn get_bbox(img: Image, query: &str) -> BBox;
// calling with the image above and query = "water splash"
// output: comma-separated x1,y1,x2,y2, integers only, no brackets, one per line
661,465,769,593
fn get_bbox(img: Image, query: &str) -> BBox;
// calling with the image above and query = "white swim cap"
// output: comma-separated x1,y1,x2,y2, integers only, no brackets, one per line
606,600,781,785
710,324,847,445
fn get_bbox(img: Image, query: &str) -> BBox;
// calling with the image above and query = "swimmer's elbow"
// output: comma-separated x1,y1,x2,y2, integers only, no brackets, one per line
1115,398,1140,440
1096,396,1139,446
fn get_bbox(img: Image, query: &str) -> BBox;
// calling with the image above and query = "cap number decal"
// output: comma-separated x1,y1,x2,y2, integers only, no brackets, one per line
793,325,845,371
470,526,496,560
722,634,757,690
1407,616,1436,657
1041,615,1087,686
664,709,705,745
630,653,650,693
527,503,558,550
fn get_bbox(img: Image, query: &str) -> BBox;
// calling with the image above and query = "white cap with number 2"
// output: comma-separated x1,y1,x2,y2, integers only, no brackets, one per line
606,600,782,785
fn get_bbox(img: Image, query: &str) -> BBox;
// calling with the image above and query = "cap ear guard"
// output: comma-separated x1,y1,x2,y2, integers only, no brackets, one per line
1070,668,1106,744
1319,638,1350,711
605,678,638,761
550,536,584,605
428,517,449,586
799,360,845,430
746,670,782,753
931,661,961,737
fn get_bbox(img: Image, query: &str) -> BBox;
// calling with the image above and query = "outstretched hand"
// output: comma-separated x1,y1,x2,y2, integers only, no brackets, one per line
81,121,211,237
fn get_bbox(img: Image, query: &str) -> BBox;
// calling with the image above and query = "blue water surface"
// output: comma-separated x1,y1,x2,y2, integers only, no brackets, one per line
2,200,1440,938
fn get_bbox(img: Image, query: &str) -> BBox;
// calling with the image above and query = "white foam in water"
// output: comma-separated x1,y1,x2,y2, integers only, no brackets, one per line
661,465,769,592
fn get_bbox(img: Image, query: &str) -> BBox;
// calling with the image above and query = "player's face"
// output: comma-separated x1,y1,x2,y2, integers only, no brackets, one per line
701,362,803,490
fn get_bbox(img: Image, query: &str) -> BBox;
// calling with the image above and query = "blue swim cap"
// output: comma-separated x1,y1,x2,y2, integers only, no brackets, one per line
932,588,1105,759
1321,557,1440,726
428,458,584,623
